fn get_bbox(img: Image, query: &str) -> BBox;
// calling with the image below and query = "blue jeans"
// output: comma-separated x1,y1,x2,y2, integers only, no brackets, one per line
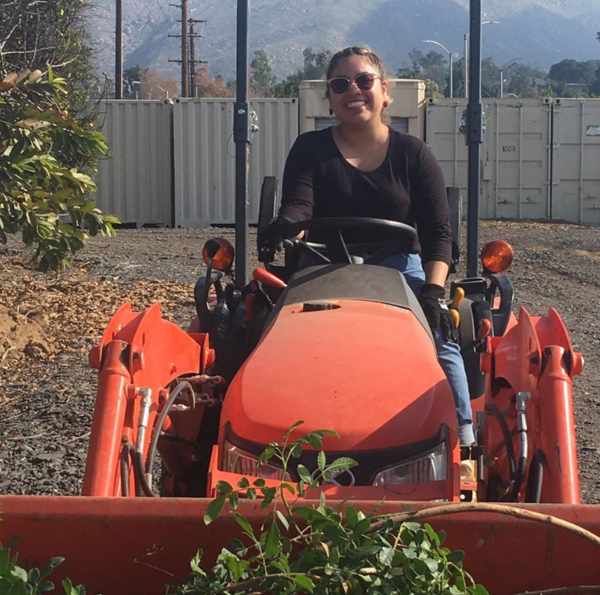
380,254,476,446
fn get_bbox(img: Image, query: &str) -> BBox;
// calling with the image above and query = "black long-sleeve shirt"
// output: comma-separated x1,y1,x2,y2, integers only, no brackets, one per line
279,127,452,265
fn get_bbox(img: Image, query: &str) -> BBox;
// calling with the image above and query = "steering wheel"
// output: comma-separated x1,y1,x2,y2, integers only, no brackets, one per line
269,217,418,265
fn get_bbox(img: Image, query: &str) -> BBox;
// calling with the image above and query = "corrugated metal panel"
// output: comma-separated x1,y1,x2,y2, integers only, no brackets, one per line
425,98,552,220
93,100,173,226
552,99,600,224
173,98,298,226
425,98,468,197
483,99,552,220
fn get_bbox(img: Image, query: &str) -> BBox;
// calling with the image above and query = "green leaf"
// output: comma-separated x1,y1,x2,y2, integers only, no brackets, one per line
276,510,290,531
264,522,280,558
293,575,315,593
7,579,27,595
10,567,27,583
446,550,465,564
37,581,55,592
324,457,358,476
283,420,304,442
317,450,326,472
345,506,360,528
237,477,250,489
27,567,40,583
0,548,9,575
228,491,239,510
203,495,226,525
307,433,323,449
353,517,371,536
378,546,395,567
280,482,296,495
297,464,311,483
215,480,233,494
258,448,275,466
468,584,490,595
232,512,255,537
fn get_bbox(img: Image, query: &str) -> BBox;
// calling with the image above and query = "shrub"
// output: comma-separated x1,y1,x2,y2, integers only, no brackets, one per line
0,68,117,271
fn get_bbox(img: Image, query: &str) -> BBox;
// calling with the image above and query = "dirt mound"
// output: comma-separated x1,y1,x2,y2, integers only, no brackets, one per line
0,300,53,362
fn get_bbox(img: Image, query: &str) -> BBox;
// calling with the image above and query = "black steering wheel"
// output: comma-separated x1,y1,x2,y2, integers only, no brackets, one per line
267,217,418,265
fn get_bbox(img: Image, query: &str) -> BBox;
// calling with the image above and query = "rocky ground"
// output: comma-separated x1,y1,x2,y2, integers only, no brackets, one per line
1,221,599,502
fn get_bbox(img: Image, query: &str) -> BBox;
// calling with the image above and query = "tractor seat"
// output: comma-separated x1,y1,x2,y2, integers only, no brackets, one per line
268,264,433,340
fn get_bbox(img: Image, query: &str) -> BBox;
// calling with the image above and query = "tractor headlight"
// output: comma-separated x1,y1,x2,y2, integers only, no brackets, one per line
372,442,448,486
223,441,292,481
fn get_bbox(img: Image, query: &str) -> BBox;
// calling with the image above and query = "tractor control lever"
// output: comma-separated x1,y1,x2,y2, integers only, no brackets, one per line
450,287,465,327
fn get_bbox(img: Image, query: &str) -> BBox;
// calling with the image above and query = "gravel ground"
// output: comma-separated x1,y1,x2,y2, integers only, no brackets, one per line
1,221,599,502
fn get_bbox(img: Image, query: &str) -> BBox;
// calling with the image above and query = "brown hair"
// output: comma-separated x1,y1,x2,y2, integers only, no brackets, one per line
326,46,387,83
325,46,392,120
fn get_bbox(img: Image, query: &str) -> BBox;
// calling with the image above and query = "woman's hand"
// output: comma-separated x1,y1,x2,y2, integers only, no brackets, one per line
419,283,458,343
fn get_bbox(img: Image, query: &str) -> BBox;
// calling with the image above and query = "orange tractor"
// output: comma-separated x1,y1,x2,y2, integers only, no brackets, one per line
2,182,599,595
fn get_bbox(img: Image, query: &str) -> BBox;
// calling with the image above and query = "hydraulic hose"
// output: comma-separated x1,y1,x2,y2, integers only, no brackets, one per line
525,449,545,503
507,392,532,501
144,381,195,490
485,401,517,497
121,440,153,497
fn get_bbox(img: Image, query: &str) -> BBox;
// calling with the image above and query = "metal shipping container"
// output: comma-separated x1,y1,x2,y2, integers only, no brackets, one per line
94,100,173,227
173,98,298,227
426,98,552,220
552,99,600,224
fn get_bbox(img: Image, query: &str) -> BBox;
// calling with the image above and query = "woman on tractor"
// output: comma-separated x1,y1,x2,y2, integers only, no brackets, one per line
276,46,475,446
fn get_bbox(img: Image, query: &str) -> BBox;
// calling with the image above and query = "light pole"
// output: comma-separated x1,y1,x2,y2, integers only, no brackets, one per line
464,20,499,98
498,58,522,98
422,39,454,98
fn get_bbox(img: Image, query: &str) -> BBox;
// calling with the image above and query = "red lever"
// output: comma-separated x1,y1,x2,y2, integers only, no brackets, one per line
252,268,286,289
477,318,493,341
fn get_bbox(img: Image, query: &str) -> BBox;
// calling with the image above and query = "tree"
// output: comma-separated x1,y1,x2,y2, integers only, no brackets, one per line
549,59,597,85
194,66,235,98
0,0,101,119
272,48,332,98
0,0,116,270
0,69,116,270
251,49,276,97
138,69,178,99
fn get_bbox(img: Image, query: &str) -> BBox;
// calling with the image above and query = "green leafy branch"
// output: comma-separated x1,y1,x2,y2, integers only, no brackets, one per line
173,422,489,595
0,542,87,595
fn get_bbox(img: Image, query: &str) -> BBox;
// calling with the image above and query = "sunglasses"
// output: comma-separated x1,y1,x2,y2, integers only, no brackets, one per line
327,73,381,95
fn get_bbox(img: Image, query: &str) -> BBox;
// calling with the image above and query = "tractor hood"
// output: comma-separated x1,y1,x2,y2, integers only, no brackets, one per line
222,272,457,452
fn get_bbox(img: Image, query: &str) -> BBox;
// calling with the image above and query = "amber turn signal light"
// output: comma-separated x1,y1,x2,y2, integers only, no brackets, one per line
480,240,514,273
202,237,234,271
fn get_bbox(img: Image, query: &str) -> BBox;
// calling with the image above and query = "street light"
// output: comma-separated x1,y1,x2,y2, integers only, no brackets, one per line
498,58,522,98
464,20,500,98
422,39,455,98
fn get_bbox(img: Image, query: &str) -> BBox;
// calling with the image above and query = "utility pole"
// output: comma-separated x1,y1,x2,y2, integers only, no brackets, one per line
181,0,188,97
189,19,207,97
168,0,189,96
115,0,123,98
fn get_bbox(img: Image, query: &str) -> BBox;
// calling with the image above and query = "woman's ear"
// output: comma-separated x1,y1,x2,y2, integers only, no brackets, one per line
381,79,389,100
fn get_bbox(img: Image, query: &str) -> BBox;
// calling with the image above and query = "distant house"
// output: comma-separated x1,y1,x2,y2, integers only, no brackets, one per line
531,77,548,90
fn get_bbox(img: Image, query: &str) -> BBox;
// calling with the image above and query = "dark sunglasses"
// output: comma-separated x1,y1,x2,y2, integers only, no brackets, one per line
327,73,381,95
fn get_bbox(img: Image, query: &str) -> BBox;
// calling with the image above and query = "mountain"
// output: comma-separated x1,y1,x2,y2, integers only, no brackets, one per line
87,0,600,83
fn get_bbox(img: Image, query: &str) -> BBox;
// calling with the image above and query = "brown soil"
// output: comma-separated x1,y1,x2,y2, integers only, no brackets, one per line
0,222,599,501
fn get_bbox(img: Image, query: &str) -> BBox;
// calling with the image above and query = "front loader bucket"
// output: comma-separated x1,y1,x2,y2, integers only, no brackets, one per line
2,496,600,595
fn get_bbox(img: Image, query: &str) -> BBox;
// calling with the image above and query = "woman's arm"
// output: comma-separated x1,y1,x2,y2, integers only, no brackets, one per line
424,259,450,287
278,134,315,223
